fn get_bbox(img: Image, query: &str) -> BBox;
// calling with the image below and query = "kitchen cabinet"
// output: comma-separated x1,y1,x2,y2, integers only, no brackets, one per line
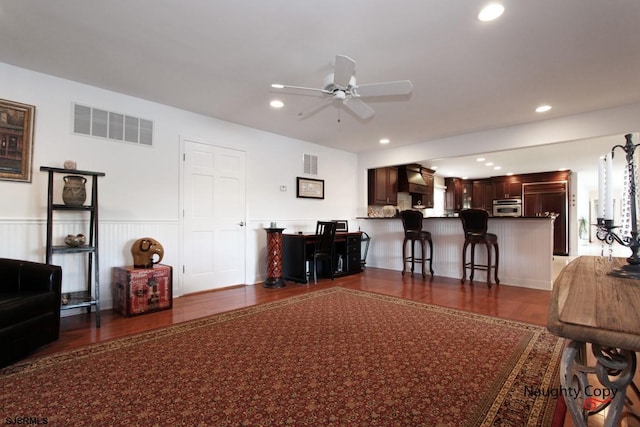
445,177,463,211
368,167,398,205
471,179,494,211
462,181,473,209
493,176,522,199
523,181,568,255
421,169,435,208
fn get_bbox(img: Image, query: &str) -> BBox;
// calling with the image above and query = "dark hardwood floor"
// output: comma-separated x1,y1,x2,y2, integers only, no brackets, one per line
32,267,552,359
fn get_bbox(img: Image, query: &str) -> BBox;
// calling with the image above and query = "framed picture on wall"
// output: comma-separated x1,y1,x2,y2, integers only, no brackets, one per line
0,99,35,182
296,177,324,199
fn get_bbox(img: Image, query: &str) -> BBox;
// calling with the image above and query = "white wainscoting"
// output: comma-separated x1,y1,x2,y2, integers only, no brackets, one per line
355,217,554,290
247,219,337,285
0,219,179,315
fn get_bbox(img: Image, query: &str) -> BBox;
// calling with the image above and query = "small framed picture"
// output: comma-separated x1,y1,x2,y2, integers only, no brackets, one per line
0,98,36,182
296,177,324,199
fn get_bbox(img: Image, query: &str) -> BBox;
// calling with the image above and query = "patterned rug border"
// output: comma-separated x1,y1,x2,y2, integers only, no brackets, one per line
2,287,559,378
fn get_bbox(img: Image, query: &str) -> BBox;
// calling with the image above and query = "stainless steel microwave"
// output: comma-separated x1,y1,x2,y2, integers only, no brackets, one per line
492,198,522,217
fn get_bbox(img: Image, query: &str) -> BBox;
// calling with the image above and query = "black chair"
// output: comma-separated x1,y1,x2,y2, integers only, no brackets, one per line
311,221,337,284
459,209,499,287
400,210,434,277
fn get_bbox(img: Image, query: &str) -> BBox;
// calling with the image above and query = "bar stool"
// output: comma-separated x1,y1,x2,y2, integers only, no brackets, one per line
400,210,434,277
459,209,499,287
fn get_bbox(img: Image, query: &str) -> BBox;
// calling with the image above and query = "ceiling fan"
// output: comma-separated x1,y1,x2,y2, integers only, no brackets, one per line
271,55,413,120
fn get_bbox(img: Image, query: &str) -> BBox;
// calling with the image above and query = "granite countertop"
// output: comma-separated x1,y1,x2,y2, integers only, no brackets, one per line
357,216,553,220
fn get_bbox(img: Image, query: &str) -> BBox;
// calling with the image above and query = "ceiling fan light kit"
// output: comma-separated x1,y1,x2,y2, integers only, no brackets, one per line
271,54,413,120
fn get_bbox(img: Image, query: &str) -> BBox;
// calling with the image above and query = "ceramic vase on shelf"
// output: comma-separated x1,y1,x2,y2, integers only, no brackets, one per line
62,175,87,206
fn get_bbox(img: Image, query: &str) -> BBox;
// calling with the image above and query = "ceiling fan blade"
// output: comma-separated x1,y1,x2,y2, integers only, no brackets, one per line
354,80,413,97
271,83,328,96
296,97,334,119
343,97,375,120
333,55,356,88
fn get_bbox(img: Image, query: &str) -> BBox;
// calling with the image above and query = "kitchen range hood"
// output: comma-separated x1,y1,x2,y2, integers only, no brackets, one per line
398,164,429,194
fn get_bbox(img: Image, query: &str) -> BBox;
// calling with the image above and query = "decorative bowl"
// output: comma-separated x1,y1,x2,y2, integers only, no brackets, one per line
382,205,396,218
64,234,86,247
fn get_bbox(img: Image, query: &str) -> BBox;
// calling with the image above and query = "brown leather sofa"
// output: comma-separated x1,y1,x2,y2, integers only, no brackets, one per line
0,258,62,368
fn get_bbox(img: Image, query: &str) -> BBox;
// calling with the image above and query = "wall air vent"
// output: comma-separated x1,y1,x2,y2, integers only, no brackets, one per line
303,154,318,175
73,103,153,146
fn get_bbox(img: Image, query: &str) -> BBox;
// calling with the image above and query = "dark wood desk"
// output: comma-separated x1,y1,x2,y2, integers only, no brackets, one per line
282,232,362,284
547,256,640,426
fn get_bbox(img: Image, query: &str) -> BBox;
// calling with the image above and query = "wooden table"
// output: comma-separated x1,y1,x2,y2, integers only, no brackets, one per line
282,232,362,284
547,256,640,427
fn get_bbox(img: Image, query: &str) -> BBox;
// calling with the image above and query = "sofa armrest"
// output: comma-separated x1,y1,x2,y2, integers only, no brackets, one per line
0,258,62,295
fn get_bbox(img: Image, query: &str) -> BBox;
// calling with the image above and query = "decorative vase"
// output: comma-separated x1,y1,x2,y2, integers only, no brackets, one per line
62,175,87,206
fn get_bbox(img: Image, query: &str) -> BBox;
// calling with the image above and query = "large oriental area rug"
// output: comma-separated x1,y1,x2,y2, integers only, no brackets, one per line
1,288,563,426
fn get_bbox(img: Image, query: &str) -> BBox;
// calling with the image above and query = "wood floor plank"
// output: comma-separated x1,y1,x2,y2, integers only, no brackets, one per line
30,267,552,359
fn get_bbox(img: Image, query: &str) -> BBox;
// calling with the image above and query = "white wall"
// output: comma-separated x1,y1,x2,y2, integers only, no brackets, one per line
0,62,358,309
4,60,640,309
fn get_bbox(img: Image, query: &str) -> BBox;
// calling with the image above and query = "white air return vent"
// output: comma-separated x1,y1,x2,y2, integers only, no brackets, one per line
73,103,153,146
108,112,124,140
303,154,318,175
91,109,108,138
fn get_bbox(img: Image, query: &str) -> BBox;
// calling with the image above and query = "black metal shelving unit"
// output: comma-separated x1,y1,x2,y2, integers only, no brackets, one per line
40,166,105,327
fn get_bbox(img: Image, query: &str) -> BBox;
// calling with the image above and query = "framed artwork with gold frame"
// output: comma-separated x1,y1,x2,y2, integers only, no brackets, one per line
0,98,35,182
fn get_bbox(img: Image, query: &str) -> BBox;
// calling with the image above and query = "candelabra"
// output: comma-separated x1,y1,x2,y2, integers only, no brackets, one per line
596,134,640,279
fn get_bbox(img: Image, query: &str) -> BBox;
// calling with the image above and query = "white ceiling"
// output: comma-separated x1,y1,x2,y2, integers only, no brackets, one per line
1,1,639,188
424,134,631,194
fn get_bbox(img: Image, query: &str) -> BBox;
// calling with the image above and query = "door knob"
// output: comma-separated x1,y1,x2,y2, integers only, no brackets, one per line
238,221,245,227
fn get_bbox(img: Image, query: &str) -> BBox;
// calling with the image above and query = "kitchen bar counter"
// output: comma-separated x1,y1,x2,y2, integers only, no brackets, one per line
355,216,554,290
357,216,553,220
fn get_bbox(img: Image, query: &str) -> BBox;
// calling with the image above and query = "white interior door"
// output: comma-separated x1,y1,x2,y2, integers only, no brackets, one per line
182,140,246,294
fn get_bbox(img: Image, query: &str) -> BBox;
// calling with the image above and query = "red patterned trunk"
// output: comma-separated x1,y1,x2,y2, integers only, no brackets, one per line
112,265,173,316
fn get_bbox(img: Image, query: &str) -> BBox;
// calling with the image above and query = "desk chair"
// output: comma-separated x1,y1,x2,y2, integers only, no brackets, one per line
312,221,337,284
400,210,434,277
460,209,499,287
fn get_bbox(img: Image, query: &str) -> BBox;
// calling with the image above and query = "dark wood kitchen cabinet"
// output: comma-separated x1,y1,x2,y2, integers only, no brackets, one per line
368,167,398,205
421,169,435,208
462,181,472,209
523,180,568,255
471,179,494,211
444,177,463,211
493,176,522,199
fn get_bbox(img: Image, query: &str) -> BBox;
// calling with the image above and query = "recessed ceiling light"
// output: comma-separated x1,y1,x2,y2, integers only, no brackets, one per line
493,166,502,170
536,105,552,113
478,3,504,22
506,172,514,176
476,157,486,162
485,162,494,166
271,84,284,89
270,99,284,108
379,138,390,144
430,166,439,170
